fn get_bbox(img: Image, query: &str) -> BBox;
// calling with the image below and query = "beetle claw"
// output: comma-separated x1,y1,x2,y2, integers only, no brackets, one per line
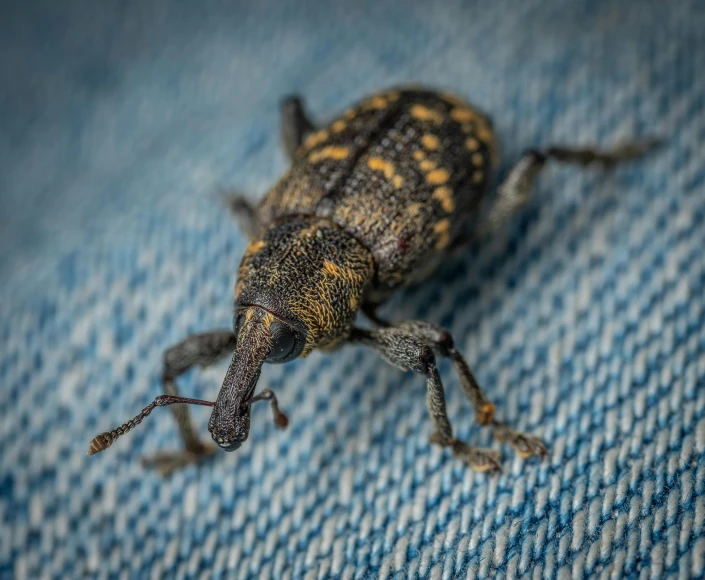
451,441,502,473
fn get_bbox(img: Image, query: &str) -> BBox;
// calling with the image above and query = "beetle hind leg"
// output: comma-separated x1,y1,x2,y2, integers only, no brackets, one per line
482,138,662,234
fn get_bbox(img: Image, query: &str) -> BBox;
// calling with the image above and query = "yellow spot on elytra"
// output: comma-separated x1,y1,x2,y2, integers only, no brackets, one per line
413,150,426,161
477,125,494,143
427,168,450,185
433,219,451,249
420,159,436,172
245,308,254,323
421,134,440,150
385,90,400,102
472,170,484,183
476,124,499,167
440,92,467,107
368,157,403,188
343,108,356,120
433,186,455,213
331,120,346,132
410,104,443,124
235,280,244,297
465,137,479,151
309,146,350,163
368,157,396,179
450,108,477,123
472,152,484,166
244,240,266,256
303,130,329,150
364,96,388,109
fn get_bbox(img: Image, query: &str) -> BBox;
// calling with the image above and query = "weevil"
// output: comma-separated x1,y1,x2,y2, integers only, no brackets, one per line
88,87,657,475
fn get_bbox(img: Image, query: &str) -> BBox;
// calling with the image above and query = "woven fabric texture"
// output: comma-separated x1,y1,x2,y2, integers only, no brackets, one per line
1,0,704,578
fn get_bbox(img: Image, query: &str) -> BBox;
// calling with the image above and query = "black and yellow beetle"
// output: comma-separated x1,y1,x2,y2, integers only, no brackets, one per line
88,87,657,475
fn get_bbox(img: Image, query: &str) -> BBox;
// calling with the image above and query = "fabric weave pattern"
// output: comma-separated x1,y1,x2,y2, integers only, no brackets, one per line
1,0,704,577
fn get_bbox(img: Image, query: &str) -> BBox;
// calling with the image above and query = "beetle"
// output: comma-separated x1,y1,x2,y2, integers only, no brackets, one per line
88,87,657,475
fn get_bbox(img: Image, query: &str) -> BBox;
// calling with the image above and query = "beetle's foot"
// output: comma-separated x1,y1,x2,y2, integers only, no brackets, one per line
474,402,496,426
430,432,501,472
492,421,547,459
142,442,217,477
451,440,502,473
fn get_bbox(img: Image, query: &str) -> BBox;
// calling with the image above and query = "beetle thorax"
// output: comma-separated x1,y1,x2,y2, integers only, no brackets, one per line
235,217,374,356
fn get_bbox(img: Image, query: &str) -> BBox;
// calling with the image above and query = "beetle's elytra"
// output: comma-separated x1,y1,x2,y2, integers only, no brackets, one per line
89,86,658,475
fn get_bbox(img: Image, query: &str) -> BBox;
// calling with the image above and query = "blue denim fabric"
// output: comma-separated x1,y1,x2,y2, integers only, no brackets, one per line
1,0,704,577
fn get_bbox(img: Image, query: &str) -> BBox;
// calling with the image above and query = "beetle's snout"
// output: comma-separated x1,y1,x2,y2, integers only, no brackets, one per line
210,430,243,452
209,305,272,453
208,409,250,452
221,441,241,452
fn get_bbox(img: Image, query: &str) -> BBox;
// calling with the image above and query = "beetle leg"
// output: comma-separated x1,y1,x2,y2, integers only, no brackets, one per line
280,95,315,161
361,303,391,327
357,320,547,462
350,327,502,472
222,191,261,240
483,138,662,232
245,388,289,429
142,330,237,476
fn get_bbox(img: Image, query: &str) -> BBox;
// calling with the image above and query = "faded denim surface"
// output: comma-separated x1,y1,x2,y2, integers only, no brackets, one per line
1,0,704,578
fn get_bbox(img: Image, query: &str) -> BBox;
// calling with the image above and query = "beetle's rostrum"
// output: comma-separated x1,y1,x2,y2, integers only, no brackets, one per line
207,307,273,450
89,86,659,476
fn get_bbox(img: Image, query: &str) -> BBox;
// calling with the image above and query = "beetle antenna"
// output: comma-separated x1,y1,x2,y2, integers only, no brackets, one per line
245,388,289,429
88,395,215,456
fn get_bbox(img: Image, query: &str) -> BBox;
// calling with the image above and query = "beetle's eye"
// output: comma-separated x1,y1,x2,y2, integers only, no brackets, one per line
266,321,302,363
233,313,244,334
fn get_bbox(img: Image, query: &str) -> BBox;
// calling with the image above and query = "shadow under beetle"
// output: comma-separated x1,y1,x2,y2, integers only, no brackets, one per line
88,86,658,475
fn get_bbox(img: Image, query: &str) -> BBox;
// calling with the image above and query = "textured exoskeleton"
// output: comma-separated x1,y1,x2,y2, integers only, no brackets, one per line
91,87,658,475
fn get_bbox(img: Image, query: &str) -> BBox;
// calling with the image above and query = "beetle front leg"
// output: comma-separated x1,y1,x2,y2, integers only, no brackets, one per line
357,320,547,462
141,330,237,476
280,95,315,161
351,327,501,472
361,302,391,327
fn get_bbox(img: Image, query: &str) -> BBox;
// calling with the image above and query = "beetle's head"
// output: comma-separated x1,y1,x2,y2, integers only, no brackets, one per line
209,217,374,451
207,305,303,450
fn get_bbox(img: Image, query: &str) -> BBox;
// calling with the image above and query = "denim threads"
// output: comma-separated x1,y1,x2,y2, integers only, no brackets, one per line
2,0,705,577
